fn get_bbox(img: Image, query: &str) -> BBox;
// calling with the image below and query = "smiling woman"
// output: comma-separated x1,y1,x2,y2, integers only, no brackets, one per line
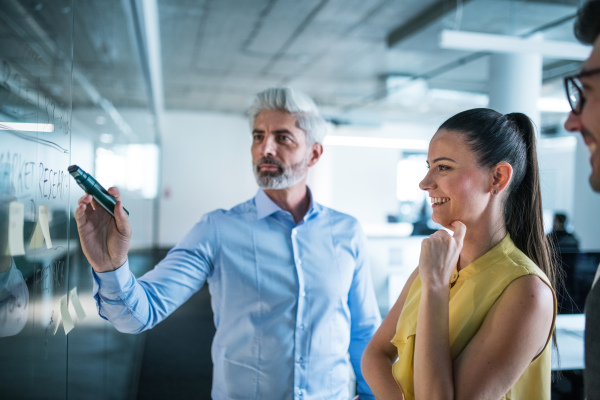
419,129,497,229
362,108,559,400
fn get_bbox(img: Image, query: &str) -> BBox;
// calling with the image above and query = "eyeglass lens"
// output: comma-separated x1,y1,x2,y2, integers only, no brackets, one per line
567,79,582,113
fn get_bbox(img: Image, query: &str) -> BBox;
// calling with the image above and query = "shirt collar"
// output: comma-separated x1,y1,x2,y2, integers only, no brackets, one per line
255,187,316,221
451,233,515,284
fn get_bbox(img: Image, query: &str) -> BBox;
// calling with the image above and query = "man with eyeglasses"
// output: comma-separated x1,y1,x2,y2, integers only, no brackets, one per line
563,1,600,398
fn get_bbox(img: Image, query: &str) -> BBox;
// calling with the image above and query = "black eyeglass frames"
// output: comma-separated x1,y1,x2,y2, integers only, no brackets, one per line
564,67,600,115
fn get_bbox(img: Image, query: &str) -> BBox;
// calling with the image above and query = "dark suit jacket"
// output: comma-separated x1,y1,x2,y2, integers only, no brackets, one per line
586,273,600,400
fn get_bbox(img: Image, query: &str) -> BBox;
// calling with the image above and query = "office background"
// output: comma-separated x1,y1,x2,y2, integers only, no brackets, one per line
0,0,597,398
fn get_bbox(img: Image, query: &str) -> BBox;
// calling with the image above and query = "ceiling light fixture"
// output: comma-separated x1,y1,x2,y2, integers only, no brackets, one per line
99,133,114,144
439,30,591,60
324,136,428,150
537,97,571,113
0,122,54,132
386,75,429,106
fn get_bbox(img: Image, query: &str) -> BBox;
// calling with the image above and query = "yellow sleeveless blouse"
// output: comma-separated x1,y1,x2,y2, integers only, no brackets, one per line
390,234,556,400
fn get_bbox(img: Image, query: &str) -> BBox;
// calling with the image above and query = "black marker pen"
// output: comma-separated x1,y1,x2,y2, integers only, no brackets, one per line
68,165,129,218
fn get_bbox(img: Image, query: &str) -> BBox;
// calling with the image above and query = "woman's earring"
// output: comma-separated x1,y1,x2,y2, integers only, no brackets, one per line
491,189,498,195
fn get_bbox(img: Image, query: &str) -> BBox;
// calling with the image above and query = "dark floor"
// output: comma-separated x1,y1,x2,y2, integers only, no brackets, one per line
136,282,215,399
552,370,585,400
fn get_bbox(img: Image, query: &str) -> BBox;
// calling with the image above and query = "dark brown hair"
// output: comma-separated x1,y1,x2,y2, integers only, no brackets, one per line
439,108,557,292
575,0,600,45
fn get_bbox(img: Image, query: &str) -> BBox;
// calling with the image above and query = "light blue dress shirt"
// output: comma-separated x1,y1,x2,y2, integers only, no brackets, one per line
92,188,381,400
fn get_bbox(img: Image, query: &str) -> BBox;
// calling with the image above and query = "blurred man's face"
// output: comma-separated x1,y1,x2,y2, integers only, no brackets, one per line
564,36,600,192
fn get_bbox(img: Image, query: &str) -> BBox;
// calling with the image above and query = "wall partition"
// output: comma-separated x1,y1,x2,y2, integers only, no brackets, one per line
0,1,156,398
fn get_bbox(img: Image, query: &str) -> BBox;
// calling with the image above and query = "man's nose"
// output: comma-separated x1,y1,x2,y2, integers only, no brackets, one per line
260,135,277,156
564,111,582,133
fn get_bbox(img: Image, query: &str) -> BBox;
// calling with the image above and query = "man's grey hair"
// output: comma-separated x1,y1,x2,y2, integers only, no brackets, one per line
248,87,328,145
574,0,600,45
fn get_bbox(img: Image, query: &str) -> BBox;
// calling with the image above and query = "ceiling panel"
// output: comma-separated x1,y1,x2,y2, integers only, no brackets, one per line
1,0,585,131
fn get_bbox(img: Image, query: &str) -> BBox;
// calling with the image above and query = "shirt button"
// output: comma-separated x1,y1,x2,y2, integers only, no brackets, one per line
293,230,297,236
297,259,302,265
297,389,302,396
298,357,303,363
301,291,306,297
299,324,304,330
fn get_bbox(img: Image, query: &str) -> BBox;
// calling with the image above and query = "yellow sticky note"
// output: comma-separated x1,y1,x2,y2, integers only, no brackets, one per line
38,206,52,249
7,202,25,256
69,287,86,321
28,220,44,249
60,295,74,335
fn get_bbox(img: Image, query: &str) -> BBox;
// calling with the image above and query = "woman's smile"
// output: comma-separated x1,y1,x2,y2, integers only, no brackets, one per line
430,197,450,206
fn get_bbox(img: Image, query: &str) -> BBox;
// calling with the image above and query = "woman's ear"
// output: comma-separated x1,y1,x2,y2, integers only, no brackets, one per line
491,162,513,194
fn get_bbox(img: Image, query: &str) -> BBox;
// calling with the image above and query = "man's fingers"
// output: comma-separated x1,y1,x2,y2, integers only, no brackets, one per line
107,187,121,202
74,202,88,226
111,189,130,236
114,200,131,236
109,187,129,227
75,195,96,225
77,194,93,207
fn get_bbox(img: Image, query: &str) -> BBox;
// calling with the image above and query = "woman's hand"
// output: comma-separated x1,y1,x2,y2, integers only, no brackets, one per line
414,221,466,399
418,221,466,289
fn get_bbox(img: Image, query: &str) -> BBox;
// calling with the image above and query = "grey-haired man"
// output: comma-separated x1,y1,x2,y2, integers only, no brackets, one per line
75,87,381,400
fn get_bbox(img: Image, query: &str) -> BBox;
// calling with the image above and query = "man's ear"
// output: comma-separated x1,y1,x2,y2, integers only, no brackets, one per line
491,161,513,194
308,143,323,167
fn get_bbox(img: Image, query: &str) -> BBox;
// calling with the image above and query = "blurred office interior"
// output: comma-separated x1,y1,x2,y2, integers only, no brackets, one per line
0,0,597,398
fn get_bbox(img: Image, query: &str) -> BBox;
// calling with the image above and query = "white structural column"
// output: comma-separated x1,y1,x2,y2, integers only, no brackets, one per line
488,52,543,128
572,136,600,251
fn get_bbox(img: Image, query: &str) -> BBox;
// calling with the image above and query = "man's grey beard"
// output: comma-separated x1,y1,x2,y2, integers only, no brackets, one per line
253,156,308,190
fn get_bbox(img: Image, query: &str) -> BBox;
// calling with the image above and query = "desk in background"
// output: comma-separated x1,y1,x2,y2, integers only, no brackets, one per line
553,314,585,371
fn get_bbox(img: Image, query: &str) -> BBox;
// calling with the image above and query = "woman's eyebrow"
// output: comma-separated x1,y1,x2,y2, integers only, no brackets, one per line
432,157,456,163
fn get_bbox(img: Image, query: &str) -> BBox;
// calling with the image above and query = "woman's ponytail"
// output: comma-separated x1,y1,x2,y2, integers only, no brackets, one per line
504,113,557,291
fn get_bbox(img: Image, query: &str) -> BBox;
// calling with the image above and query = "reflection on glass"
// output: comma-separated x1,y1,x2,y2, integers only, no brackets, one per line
0,259,29,338
0,170,29,338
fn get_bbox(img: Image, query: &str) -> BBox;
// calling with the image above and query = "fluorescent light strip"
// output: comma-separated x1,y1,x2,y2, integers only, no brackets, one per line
439,30,591,61
0,122,55,133
324,136,428,150
537,98,571,113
